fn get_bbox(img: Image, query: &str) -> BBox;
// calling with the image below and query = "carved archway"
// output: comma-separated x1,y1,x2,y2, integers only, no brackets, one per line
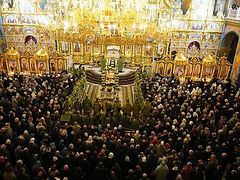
221,31,239,64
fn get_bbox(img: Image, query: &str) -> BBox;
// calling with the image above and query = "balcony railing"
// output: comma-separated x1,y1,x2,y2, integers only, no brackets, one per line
226,8,240,21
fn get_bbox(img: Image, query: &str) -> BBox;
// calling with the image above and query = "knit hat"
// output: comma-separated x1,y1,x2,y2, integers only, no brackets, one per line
75,152,80,158
108,152,114,159
142,156,146,163
206,146,211,152
6,139,11,144
0,156,6,163
17,159,23,165
99,150,105,155
165,143,170,149
51,164,56,170
49,142,55,147
29,138,35,143
53,156,58,161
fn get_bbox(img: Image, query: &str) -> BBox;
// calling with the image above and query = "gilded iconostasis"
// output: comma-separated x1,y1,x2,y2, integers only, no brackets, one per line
0,0,239,81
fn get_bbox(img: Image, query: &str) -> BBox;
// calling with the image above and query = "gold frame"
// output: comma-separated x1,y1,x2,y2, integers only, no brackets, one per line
218,56,232,80
164,56,174,77
156,59,165,76
29,56,37,73
154,53,231,82
36,59,48,74
191,56,202,81
201,54,216,81
0,53,5,72
49,58,58,73
5,48,20,74
34,49,49,74
185,59,193,78
20,56,29,73
58,58,67,73
49,52,59,73
173,53,188,78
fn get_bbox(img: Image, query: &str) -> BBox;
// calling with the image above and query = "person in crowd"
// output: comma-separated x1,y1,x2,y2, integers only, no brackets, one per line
155,160,169,180
0,71,239,180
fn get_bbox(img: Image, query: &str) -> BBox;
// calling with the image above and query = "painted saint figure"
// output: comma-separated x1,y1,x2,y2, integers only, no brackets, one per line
9,60,17,72
22,61,27,71
38,62,46,72
51,62,56,71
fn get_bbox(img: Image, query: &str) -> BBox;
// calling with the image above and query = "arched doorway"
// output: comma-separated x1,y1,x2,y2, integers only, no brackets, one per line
221,31,239,64
220,31,239,80
24,35,37,44
188,41,200,50
188,41,200,56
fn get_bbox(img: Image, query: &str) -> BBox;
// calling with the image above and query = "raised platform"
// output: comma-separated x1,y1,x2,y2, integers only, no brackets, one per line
85,66,135,85
83,65,137,105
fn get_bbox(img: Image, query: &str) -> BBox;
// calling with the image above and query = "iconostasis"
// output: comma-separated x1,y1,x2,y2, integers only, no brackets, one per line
0,48,67,75
155,53,231,82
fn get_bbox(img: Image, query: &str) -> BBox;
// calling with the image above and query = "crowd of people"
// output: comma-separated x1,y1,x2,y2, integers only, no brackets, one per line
0,70,240,180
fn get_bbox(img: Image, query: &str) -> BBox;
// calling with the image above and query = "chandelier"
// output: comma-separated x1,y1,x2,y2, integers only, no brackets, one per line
41,0,174,39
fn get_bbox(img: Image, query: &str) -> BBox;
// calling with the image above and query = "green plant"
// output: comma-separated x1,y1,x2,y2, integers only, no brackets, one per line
100,56,106,72
68,74,86,109
134,72,144,104
118,56,124,72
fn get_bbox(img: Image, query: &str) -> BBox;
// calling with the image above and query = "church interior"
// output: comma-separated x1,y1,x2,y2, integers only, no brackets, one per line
0,0,240,180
